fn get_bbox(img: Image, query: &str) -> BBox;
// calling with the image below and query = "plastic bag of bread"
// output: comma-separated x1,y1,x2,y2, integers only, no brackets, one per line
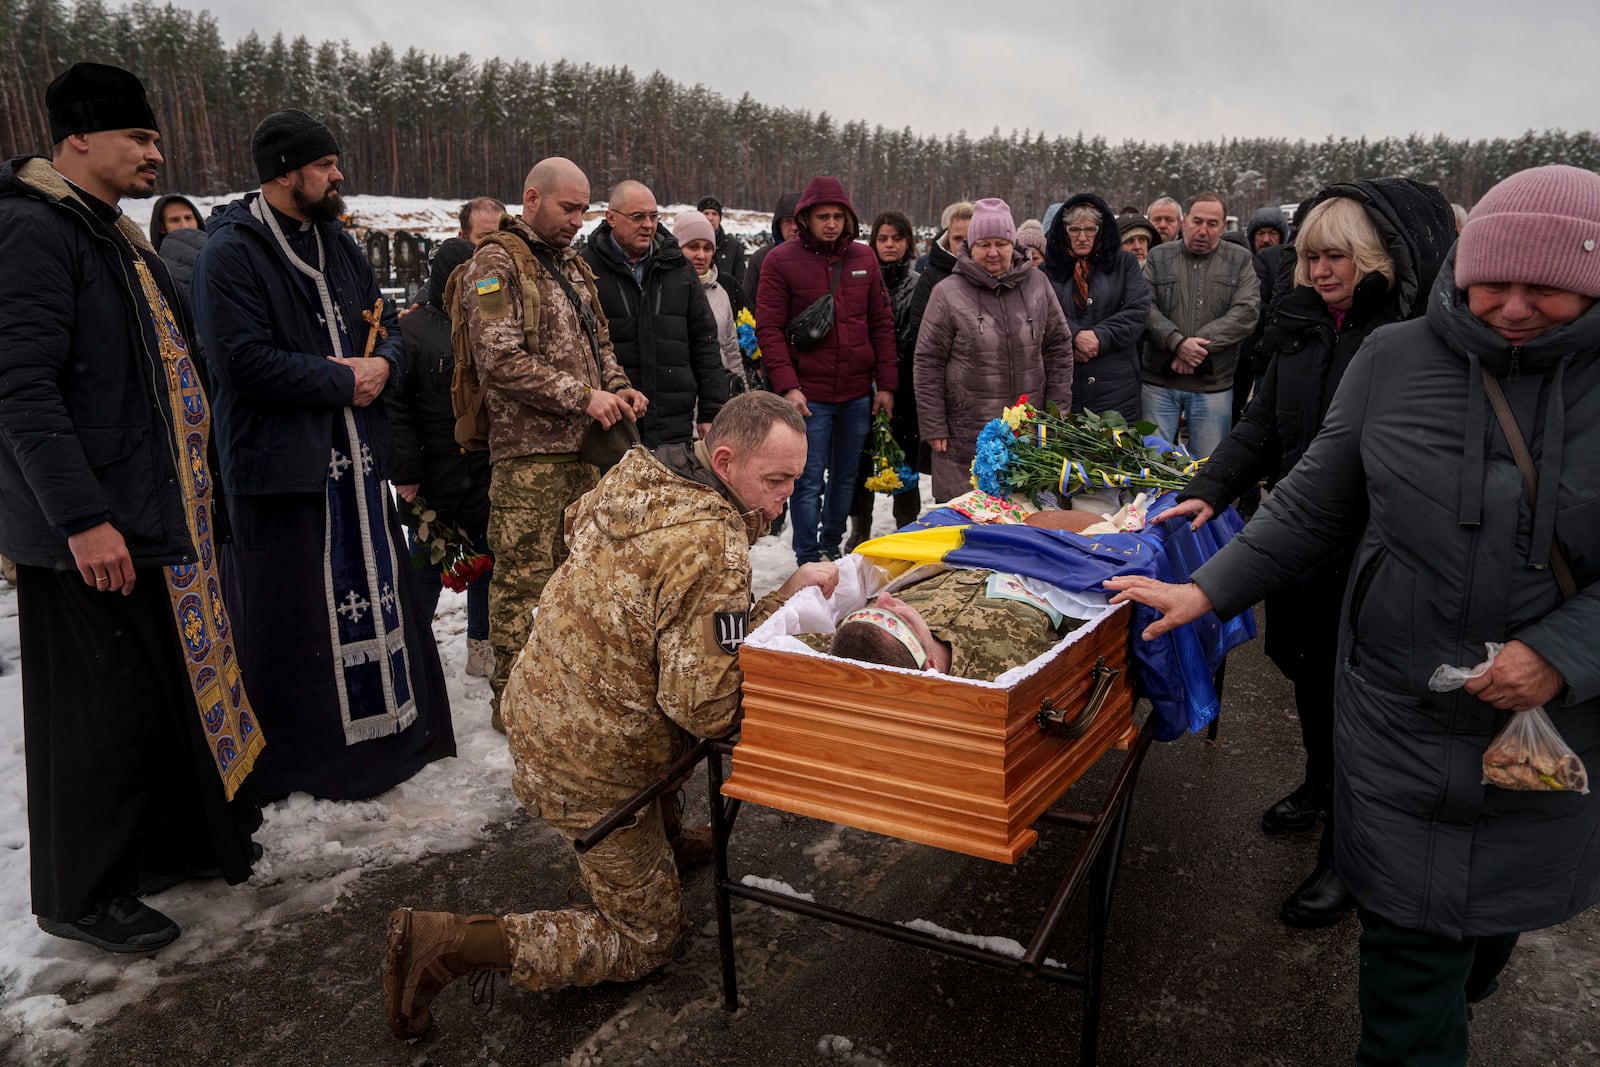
1428,642,1590,794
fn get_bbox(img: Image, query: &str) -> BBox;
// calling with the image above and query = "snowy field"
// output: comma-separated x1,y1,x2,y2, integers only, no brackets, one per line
118,192,777,244
0,483,926,1059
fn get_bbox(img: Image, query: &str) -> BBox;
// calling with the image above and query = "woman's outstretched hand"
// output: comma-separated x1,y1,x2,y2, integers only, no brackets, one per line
1103,576,1214,641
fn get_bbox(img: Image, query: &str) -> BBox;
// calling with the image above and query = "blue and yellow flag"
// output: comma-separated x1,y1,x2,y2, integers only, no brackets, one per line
857,491,1255,742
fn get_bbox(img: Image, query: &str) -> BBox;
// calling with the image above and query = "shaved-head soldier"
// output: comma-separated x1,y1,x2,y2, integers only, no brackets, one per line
455,157,648,730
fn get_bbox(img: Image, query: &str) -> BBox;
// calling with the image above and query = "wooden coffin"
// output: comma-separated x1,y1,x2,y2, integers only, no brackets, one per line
724,601,1137,863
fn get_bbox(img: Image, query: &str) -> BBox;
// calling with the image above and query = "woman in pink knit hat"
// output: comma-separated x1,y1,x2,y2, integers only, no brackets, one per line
1107,164,1600,1065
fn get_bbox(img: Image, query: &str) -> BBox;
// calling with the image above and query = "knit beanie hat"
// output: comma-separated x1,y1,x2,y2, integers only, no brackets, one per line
967,198,1016,245
671,209,717,249
1116,213,1159,245
1456,165,1600,298
696,195,723,214
1015,219,1047,256
47,62,158,142
251,109,341,182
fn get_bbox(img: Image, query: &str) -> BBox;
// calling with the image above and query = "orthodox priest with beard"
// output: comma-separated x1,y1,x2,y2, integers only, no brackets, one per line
191,111,455,800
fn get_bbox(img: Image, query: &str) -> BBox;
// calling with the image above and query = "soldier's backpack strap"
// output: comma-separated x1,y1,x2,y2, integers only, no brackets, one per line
519,236,606,389
445,258,490,452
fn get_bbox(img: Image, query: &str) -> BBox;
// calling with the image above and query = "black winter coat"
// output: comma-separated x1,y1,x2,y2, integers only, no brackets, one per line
192,194,403,496
388,302,492,533
1043,193,1152,422
0,157,205,569
714,227,747,291
1182,177,1455,679
1196,256,1600,938
881,258,922,452
581,223,726,447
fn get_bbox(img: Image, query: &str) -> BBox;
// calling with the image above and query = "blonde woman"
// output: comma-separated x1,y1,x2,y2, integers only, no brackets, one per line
1153,180,1457,929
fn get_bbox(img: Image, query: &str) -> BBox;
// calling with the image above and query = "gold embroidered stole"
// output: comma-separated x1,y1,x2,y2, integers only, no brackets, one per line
131,257,265,800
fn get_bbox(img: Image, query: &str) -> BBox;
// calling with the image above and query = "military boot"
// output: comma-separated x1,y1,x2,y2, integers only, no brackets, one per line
660,792,714,871
384,910,510,1039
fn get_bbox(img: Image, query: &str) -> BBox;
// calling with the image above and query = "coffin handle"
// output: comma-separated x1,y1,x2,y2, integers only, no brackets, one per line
1038,656,1120,740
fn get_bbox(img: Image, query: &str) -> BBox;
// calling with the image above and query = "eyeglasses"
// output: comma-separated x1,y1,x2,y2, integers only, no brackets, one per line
1067,225,1100,237
611,210,660,224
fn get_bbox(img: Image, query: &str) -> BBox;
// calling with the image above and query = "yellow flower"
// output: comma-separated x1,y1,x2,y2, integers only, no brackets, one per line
864,469,902,493
1001,404,1027,431
735,308,756,328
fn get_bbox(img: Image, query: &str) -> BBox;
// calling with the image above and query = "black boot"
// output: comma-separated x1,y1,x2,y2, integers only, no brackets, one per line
1261,781,1330,835
38,897,180,953
1279,865,1355,928
844,513,873,552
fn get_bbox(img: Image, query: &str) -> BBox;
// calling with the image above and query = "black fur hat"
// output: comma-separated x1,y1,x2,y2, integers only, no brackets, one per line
46,62,158,142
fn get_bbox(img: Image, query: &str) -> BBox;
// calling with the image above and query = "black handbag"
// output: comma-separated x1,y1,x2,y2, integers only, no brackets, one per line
784,257,845,352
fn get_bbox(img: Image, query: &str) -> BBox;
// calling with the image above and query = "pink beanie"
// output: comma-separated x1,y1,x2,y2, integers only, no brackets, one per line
966,198,1016,245
1015,219,1047,256
1456,164,1600,298
671,209,717,249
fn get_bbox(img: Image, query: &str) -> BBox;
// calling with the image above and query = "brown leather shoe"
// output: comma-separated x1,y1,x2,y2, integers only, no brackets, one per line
671,825,715,871
659,791,715,871
384,910,507,1039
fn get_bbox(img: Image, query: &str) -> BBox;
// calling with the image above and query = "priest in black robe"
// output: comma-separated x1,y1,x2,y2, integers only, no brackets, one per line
192,110,455,801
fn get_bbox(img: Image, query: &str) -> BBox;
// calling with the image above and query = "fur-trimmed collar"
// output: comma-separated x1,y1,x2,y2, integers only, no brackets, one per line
15,157,156,254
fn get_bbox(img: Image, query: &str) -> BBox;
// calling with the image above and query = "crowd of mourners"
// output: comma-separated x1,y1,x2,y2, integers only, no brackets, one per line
2,61,1597,1067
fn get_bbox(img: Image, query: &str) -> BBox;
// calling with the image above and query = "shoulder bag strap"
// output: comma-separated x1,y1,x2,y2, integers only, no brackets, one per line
1481,369,1577,601
516,234,605,386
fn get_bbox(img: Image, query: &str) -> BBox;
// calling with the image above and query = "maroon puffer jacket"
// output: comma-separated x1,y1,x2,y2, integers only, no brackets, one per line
753,176,897,403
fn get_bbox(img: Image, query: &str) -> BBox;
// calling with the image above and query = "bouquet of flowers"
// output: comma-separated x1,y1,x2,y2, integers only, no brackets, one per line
409,496,492,592
970,396,1198,503
734,308,770,392
861,409,919,496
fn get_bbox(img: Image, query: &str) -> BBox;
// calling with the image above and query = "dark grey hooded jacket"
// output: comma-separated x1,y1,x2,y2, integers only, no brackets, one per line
1193,250,1600,938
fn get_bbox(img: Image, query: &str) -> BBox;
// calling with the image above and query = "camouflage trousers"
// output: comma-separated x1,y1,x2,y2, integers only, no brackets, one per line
500,795,684,991
486,457,598,715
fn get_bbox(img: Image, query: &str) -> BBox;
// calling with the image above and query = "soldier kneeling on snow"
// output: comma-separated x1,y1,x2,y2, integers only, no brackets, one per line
384,390,837,1039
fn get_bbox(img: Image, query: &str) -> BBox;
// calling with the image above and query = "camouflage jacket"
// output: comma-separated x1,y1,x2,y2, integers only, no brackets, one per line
504,441,781,815
457,215,631,461
902,568,1082,679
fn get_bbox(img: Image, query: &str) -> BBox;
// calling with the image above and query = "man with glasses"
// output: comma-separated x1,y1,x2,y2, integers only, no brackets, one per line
581,181,725,446
457,157,647,730
1139,192,1258,460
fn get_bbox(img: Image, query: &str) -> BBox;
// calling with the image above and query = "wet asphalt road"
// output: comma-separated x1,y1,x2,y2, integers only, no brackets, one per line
17,609,1600,1066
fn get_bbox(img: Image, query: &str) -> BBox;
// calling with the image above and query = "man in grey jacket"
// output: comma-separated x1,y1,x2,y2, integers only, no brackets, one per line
1140,193,1259,459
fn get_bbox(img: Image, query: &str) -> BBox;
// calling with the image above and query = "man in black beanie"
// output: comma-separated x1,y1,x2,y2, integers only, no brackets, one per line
0,62,264,953
190,112,456,803
697,194,746,292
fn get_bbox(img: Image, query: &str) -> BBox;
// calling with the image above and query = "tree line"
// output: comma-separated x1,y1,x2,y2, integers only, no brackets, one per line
5,0,1597,224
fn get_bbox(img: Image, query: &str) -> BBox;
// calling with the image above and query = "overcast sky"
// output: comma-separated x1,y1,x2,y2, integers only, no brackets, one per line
200,0,1596,144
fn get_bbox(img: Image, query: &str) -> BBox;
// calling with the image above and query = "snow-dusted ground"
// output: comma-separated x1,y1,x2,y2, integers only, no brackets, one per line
119,192,776,244
0,484,926,1057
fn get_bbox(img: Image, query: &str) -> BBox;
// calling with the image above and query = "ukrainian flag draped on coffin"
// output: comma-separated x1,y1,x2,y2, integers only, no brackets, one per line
856,490,1256,742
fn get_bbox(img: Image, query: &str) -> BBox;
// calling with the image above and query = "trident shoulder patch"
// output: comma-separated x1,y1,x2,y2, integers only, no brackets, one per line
709,610,749,656
474,276,502,295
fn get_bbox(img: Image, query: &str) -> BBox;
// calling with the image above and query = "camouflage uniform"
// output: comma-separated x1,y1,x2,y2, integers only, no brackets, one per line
803,568,1082,680
499,442,782,991
457,215,633,714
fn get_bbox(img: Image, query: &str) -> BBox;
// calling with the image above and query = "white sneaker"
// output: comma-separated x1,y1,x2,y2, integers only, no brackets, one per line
465,639,495,678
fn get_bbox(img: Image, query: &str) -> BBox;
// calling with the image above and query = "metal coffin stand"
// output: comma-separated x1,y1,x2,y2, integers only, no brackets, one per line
576,709,1156,1067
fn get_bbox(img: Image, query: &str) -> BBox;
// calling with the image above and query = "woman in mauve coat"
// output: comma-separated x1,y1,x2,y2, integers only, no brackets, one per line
914,198,1073,502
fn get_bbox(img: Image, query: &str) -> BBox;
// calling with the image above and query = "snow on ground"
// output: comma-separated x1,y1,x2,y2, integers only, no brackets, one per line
118,193,775,244
0,483,925,1056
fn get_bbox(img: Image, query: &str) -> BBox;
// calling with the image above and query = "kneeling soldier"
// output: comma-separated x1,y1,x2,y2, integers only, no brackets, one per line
383,391,837,1038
